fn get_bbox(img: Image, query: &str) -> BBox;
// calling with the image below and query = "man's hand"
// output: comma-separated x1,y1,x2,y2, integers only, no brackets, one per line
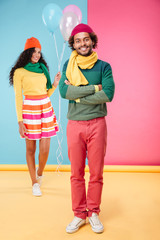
65,80,72,85
98,84,102,91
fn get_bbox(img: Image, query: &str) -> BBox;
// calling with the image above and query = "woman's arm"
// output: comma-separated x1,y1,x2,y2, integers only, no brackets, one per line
47,72,61,97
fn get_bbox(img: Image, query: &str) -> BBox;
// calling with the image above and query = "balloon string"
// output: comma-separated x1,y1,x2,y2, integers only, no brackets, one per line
58,41,66,123
56,97,63,173
56,124,63,173
59,41,66,71
53,33,60,70
53,33,66,72
52,34,67,171
53,35,66,122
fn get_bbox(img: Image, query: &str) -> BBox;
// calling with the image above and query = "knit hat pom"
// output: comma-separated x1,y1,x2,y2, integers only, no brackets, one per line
71,23,93,36
24,37,41,51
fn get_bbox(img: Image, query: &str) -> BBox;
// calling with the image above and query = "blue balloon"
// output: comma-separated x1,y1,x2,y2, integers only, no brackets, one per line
42,3,63,33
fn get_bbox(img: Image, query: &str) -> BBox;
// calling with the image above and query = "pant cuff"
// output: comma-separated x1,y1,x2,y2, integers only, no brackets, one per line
74,212,87,219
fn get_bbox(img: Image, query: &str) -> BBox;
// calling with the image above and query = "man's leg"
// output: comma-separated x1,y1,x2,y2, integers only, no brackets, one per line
86,117,107,217
67,120,88,219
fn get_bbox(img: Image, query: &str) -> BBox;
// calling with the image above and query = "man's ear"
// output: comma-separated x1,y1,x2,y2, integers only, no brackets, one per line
73,43,75,49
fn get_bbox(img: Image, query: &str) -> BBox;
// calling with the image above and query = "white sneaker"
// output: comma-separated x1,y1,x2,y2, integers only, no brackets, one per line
36,167,43,186
89,213,104,233
32,183,42,197
66,217,86,233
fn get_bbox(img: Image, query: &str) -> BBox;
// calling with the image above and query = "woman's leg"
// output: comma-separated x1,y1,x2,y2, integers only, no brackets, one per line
37,138,51,176
25,139,37,185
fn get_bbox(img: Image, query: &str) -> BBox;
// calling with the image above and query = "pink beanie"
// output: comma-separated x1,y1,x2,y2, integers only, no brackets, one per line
71,23,93,36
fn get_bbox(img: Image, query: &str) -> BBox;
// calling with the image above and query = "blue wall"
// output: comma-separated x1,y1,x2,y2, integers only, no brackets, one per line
0,0,87,165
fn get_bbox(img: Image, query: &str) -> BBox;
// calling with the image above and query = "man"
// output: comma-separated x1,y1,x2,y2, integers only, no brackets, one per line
59,23,115,233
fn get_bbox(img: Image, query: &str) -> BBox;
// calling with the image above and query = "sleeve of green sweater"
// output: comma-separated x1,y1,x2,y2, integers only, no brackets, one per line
78,63,115,104
59,60,96,100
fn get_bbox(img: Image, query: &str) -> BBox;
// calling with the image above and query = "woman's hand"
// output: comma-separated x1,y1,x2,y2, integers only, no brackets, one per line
53,72,61,88
18,121,27,138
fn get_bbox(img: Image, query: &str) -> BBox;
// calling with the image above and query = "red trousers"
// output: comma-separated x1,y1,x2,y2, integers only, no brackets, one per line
67,117,107,219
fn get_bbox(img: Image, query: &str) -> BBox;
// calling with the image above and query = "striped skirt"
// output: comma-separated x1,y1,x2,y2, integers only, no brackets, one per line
22,95,58,140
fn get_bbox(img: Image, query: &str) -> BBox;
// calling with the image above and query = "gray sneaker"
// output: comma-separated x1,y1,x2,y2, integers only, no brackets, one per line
89,213,104,233
66,217,86,233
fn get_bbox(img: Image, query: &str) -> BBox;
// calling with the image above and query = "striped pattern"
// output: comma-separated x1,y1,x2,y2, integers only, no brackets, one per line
22,95,58,140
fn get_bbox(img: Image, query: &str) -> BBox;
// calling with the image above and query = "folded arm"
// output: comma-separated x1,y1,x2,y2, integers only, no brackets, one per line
59,62,99,100
76,63,115,104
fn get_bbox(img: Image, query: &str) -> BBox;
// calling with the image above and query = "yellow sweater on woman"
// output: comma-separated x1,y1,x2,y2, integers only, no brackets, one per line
13,68,56,122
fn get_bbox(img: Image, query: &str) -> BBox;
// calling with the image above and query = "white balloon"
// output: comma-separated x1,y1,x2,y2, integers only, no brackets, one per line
60,11,80,41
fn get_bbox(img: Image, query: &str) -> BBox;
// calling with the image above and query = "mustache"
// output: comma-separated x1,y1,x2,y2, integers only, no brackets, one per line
78,45,88,49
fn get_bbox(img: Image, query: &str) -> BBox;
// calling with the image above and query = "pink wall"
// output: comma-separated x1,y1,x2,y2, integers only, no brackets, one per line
88,0,160,165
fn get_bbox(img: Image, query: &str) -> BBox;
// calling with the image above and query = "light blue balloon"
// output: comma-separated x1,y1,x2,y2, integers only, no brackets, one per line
42,3,63,33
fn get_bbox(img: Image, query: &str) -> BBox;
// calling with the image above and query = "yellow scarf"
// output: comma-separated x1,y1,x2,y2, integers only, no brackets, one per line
66,50,98,86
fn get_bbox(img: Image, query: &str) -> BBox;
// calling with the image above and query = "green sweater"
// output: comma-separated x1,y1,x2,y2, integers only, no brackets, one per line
59,59,115,120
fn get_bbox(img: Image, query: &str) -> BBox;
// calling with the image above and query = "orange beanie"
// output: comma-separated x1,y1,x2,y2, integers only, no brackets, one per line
24,37,41,51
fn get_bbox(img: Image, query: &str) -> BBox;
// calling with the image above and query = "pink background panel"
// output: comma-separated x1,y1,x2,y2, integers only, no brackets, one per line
88,0,160,165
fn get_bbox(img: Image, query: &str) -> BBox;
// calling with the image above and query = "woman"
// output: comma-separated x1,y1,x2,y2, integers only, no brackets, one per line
9,37,61,196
